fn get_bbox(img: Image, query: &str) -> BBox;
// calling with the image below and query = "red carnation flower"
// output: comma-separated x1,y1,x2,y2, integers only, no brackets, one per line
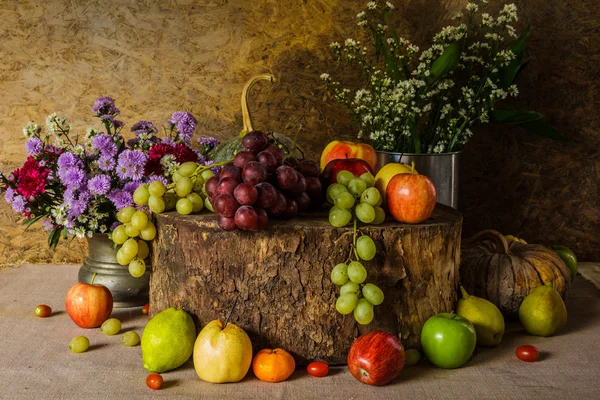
145,143,198,176
13,157,50,199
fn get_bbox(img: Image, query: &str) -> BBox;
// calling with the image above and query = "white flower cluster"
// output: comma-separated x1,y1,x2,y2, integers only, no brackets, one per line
23,121,41,138
46,112,71,134
160,154,179,176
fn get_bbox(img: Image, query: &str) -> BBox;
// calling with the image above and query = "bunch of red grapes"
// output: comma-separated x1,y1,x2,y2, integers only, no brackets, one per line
205,131,323,231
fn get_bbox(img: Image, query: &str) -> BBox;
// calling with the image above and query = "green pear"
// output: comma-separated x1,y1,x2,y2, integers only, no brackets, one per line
519,284,567,337
456,286,505,346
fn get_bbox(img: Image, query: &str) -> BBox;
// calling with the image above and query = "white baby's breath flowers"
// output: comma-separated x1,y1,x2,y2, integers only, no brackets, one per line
23,121,41,138
367,2,377,10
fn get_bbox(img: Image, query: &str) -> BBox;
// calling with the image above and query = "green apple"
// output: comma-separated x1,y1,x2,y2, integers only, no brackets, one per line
420,313,476,369
193,320,253,383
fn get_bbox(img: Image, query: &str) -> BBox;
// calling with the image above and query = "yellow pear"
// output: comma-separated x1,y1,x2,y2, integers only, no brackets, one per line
519,284,567,337
374,163,415,207
193,320,253,383
456,286,505,346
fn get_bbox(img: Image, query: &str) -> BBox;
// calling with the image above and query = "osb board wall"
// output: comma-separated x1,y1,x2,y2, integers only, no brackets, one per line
0,0,597,264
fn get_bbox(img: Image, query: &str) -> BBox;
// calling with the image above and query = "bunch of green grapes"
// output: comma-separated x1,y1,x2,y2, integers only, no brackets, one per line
331,234,384,325
327,171,386,228
111,204,155,278
169,161,218,215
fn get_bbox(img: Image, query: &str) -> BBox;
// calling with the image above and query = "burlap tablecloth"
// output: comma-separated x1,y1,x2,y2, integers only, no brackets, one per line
1,264,599,400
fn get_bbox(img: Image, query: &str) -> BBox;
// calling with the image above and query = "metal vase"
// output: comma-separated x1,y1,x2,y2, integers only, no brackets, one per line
78,234,150,308
376,151,460,209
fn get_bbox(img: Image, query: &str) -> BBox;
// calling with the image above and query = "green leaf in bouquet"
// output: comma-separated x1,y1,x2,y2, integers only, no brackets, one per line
48,227,61,249
519,119,571,143
497,24,531,89
427,40,463,85
23,215,45,232
490,109,544,124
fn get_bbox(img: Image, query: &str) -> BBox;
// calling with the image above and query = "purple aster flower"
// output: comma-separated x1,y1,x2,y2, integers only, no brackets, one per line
42,218,55,231
109,221,121,231
122,181,141,193
11,195,25,212
146,175,167,186
58,152,83,170
203,160,221,176
108,188,134,210
98,155,116,172
131,121,158,136
127,138,140,148
65,219,75,229
99,114,114,122
92,97,120,115
64,188,77,204
59,167,86,189
79,190,91,204
168,111,197,146
161,137,176,146
92,134,117,156
197,136,220,149
25,138,43,156
117,149,147,181
4,188,15,203
112,120,124,129
88,175,111,196
194,151,208,165
67,199,88,219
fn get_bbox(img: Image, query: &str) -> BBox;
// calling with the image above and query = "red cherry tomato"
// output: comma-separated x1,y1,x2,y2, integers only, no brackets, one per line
146,373,163,390
34,304,52,318
307,361,329,377
516,345,539,362
142,303,150,315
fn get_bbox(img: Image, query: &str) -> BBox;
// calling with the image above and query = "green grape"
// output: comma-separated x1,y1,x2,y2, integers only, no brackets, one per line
336,170,355,187
175,177,194,198
128,257,146,278
121,331,140,347
204,196,215,212
130,211,149,230
137,240,150,259
148,195,166,214
201,169,215,182
375,194,383,207
348,178,367,197
331,263,349,286
116,247,134,266
340,281,360,296
372,206,386,225
178,161,198,178
133,184,150,205
164,194,177,211
329,208,352,228
69,336,90,353
172,171,182,183
176,198,193,215
139,222,157,241
112,225,128,245
354,298,374,325
347,261,367,284
121,238,139,259
355,203,375,224
117,206,136,224
356,235,376,261
101,318,122,336
404,349,421,366
335,293,358,315
125,223,140,238
359,172,375,187
327,183,348,205
193,176,205,193
362,283,384,305
148,181,166,197
187,193,204,212
360,187,381,207
333,192,355,209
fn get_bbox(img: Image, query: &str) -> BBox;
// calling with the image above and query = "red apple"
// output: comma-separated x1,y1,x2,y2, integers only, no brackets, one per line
347,330,405,386
321,158,373,186
65,281,113,328
386,172,436,224
320,140,377,171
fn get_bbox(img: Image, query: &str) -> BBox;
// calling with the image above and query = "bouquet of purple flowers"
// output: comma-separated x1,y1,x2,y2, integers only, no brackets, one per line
0,97,219,248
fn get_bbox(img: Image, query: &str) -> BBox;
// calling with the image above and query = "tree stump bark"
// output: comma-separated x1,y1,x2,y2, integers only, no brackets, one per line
150,205,462,365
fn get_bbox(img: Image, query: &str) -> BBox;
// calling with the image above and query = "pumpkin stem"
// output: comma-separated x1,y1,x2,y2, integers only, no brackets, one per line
462,229,510,255
240,74,276,136
459,285,469,299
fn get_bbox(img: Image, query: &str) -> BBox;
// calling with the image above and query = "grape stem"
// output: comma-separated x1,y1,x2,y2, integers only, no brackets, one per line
352,218,359,260
166,158,234,190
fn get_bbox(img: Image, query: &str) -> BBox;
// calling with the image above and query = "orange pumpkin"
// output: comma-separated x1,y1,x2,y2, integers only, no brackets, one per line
252,348,296,383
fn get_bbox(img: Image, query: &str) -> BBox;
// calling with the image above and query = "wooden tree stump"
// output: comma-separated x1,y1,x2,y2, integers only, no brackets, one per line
150,205,462,365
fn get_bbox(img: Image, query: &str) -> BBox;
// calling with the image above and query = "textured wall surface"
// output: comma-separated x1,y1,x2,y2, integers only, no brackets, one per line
0,0,597,263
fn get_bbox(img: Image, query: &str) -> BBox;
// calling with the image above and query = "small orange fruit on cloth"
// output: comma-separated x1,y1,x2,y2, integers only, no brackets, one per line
252,348,296,382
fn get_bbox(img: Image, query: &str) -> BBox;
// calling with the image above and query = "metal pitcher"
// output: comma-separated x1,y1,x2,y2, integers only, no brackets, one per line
376,151,460,209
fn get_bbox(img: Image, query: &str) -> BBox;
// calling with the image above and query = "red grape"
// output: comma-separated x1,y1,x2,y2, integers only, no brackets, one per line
205,176,220,198
214,194,240,217
276,165,298,189
233,150,256,168
280,198,298,220
255,182,278,208
233,182,258,206
217,177,239,196
263,145,285,166
290,172,306,195
255,207,269,230
295,192,311,212
220,164,242,182
257,151,277,171
298,160,320,178
242,161,267,185
242,131,268,152
218,215,238,231
267,191,287,217
285,157,300,170
304,177,323,205
234,205,259,230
